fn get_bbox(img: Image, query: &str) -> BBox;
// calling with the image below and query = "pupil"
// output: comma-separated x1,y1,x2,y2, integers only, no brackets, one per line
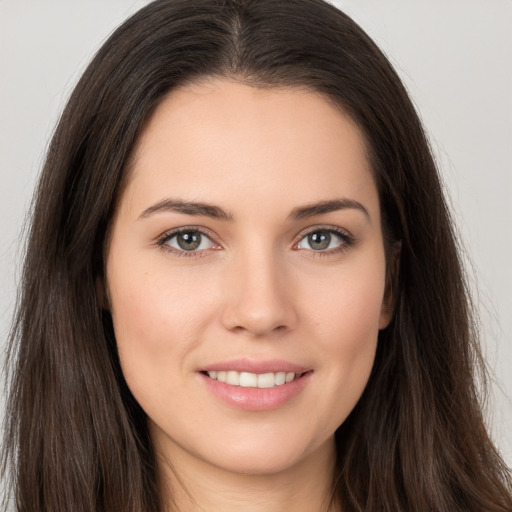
177,232,201,250
308,231,330,250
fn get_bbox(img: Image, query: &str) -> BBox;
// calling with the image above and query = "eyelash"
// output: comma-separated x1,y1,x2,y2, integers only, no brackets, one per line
156,226,355,258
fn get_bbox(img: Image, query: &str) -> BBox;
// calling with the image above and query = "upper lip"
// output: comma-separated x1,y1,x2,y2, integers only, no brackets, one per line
200,358,310,374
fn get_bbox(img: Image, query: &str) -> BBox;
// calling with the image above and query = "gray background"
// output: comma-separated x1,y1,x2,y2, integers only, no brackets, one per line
1,0,511,489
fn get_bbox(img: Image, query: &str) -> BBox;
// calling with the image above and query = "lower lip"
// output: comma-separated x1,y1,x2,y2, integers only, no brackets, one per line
199,372,312,411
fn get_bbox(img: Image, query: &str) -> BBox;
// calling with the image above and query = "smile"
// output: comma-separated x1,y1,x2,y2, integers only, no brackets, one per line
200,369,312,411
205,370,300,388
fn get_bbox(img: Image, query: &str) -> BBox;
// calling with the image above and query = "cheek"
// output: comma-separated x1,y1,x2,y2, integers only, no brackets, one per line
321,286,380,383
106,253,214,390
300,256,385,407
109,248,209,336
306,255,386,347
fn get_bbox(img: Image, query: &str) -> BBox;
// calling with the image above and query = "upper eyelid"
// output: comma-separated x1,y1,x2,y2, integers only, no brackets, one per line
294,224,352,241
157,225,217,244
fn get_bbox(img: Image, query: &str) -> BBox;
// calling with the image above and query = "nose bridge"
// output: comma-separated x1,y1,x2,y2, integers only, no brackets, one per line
221,242,296,336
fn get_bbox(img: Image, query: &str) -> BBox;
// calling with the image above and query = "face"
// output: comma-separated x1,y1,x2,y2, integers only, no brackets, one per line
105,79,391,477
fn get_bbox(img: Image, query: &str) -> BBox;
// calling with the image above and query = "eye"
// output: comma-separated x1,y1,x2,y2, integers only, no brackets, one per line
159,229,217,254
295,228,351,252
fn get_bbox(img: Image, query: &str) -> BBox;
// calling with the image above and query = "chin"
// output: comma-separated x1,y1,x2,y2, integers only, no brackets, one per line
191,429,335,477
213,449,303,476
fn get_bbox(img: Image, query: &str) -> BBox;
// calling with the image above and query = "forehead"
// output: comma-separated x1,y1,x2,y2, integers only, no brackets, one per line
121,78,379,221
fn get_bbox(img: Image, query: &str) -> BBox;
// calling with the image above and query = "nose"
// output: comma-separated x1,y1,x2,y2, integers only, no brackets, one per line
220,248,298,337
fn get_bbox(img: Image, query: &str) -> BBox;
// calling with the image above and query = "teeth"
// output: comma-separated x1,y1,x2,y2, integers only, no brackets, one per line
206,370,300,388
257,372,275,388
226,371,239,385
275,372,286,385
239,372,258,387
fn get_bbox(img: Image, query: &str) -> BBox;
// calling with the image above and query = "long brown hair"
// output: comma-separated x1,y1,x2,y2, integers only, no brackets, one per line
2,1,511,510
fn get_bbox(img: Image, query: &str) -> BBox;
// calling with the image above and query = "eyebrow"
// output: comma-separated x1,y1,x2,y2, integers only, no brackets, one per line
288,199,369,221
139,198,234,221
138,197,369,221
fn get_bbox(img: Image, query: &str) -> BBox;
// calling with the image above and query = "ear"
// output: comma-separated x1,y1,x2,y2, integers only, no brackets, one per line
379,241,401,330
96,275,111,311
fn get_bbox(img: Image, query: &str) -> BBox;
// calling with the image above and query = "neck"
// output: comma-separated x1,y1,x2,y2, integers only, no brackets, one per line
155,435,340,512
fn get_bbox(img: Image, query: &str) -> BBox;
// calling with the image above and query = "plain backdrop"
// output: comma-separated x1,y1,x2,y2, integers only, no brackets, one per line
1,0,511,490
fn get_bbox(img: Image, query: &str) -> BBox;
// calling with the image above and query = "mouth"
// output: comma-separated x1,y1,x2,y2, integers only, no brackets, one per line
201,370,308,389
198,359,313,410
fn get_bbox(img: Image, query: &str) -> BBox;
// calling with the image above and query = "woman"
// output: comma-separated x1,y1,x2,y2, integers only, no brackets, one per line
2,0,511,511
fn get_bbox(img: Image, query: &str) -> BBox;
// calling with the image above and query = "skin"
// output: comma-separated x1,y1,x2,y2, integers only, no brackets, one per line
105,78,391,512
